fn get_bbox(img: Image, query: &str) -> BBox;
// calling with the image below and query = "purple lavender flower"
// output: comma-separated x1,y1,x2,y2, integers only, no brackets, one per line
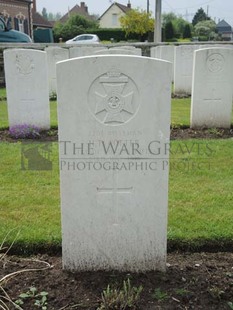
9,124,41,139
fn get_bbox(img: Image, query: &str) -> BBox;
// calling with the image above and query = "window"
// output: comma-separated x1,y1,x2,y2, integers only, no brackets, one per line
18,18,24,32
112,13,118,26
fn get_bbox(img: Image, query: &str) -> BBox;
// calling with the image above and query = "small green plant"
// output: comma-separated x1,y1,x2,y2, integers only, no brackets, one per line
175,288,190,296
228,301,233,309
49,91,57,101
15,287,48,310
207,128,222,136
98,278,143,310
152,288,169,301
208,286,225,300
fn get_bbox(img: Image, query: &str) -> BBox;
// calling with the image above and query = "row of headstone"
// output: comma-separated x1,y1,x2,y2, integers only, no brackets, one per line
151,44,233,95
46,46,142,95
4,45,233,131
3,46,232,273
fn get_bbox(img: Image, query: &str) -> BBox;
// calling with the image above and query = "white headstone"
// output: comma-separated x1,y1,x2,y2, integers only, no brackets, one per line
151,46,175,82
94,46,142,56
45,47,69,95
57,55,172,272
94,48,140,55
191,48,233,128
174,45,200,94
69,46,107,58
150,46,161,58
4,49,50,129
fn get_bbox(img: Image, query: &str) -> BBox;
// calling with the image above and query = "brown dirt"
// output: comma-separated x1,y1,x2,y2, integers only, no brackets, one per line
0,127,233,142
1,252,233,309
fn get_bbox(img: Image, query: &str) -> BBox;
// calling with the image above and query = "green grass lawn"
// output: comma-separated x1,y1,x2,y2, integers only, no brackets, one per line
1,90,233,129
1,87,233,251
0,139,232,250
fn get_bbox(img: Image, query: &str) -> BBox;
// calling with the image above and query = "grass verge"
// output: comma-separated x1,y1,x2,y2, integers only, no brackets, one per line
0,139,232,253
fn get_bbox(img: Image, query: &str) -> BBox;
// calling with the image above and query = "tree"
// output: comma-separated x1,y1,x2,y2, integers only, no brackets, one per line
192,8,210,26
162,12,191,39
194,20,216,39
164,21,174,40
183,24,192,38
162,12,177,27
42,7,48,20
120,9,154,39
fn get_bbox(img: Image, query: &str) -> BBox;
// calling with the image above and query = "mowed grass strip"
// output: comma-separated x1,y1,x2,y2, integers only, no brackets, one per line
0,139,232,249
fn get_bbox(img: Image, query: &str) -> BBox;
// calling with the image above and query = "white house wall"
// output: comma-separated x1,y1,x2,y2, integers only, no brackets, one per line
99,4,126,28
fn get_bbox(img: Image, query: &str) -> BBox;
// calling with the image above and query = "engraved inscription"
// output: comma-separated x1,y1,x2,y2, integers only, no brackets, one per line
207,53,225,73
16,54,35,75
88,69,139,126
203,88,222,105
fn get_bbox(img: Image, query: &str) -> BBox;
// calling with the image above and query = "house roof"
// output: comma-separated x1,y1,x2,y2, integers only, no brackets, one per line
99,2,131,19
216,19,232,31
32,12,53,28
60,3,92,23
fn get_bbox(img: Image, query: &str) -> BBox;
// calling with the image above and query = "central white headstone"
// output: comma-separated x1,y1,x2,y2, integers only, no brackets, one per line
57,55,172,272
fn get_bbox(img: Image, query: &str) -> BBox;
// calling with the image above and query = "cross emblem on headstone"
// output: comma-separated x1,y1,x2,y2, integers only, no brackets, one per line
97,178,133,226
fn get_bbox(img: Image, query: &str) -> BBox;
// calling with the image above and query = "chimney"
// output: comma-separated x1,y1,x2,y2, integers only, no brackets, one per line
127,0,131,9
80,2,88,13
32,0,37,13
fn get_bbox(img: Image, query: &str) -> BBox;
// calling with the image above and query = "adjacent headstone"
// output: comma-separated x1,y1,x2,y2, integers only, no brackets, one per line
94,46,142,56
57,55,172,272
191,48,233,128
174,45,200,94
150,46,161,58
4,49,50,129
69,46,107,58
45,47,69,95
94,48,140,55
151,46,175,82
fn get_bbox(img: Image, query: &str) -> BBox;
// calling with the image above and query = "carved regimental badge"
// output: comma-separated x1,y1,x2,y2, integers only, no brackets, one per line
207,53,225,73
16,54,35,75
88,69,139,125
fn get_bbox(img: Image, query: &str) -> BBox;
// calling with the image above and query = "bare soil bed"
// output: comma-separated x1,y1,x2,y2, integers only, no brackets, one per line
0,127,233,142
1,252,233,309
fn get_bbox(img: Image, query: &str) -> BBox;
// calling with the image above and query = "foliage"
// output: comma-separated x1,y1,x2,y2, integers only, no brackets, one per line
183,23,192,38
53,14,99,42
194,20,216,39
15,287,48,310
192,7,210,26
41,8,48,20
47,12,62,21
98,278,143,310
9,124,41,139
162,12,191,39
152,288,169,300
120,9,154,38
164,21,175,40
162,12,177,27
86,28,140,42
